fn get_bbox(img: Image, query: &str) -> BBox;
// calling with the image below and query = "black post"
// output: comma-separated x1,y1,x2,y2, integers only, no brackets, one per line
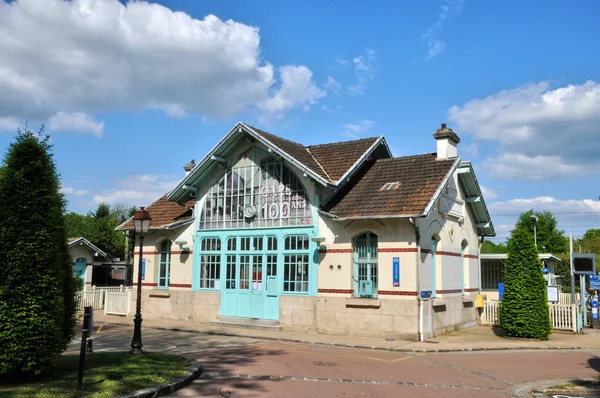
76,306,92,391
130,234,144,353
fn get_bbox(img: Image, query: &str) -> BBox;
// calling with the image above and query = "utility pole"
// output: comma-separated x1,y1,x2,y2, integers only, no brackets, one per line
570,233,576,309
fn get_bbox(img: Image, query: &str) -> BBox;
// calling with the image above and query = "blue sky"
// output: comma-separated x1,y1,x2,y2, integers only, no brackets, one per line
1,0,599,241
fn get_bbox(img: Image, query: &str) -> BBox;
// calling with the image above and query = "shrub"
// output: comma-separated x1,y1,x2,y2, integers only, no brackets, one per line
0,128,77,377
500,227,551,339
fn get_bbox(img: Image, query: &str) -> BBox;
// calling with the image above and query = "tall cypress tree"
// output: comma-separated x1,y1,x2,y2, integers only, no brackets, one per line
500,226,551,339
0,128,77,377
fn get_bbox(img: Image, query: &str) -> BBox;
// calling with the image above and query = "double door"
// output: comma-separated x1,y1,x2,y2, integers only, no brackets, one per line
221,250,279,320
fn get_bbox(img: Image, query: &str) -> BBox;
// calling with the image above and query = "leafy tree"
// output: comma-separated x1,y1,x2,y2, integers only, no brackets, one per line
481,240,508,254
0,128,77,377
513,210,567,254
500,226,552,339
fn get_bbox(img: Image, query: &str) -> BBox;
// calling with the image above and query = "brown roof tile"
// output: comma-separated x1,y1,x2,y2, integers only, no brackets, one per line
325,154,456,218
248,126,331,181
118,196,193,230
308,137,379,182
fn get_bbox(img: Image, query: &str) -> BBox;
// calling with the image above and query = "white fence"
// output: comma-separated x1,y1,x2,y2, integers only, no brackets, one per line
481,301,578,332
104,291,132,316
76,285,132,311
559,293,572,305
75,290,104,310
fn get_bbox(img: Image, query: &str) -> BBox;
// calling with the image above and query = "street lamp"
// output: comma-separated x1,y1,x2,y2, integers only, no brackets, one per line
130,207,151,354
530,215,539,249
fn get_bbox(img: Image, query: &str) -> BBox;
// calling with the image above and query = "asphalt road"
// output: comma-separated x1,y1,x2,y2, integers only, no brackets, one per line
73,324,600,398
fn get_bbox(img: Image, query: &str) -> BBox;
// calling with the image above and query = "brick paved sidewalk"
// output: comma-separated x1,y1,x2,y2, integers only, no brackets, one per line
93,313,600,352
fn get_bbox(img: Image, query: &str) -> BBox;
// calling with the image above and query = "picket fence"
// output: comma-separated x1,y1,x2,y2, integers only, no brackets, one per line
104,291,132,316
481,301,578,332
76,285,132,315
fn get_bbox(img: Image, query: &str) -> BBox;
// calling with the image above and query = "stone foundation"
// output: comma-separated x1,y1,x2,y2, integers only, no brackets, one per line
131,290,220,323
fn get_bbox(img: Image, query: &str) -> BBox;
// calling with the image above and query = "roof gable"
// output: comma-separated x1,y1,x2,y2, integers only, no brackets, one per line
325,154,458,218
67,237,108,258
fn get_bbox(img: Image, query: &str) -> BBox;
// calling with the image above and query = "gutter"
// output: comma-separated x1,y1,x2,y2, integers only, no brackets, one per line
317,209,426,221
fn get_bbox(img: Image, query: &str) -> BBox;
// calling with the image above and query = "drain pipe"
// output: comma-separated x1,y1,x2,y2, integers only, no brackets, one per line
409,217,424,342
478,236,484,294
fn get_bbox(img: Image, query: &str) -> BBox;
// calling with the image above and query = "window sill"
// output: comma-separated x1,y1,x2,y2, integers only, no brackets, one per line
462,296,474,303
346,298,381,308
149,291,170,298
432,298,447,307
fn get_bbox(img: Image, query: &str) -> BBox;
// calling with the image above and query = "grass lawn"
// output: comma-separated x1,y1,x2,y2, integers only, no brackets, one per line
0,352,192,398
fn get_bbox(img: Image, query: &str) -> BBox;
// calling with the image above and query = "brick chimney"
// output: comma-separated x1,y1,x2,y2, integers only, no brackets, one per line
433,123,460,159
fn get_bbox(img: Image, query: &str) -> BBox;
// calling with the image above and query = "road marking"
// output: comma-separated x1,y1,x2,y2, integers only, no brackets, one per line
96,324,104,334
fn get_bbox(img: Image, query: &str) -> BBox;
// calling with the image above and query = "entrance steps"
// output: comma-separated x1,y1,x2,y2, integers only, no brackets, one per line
210,317,282,332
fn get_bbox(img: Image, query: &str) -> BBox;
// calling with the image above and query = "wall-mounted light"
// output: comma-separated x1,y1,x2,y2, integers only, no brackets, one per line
174,239,190,252
311,236,326,251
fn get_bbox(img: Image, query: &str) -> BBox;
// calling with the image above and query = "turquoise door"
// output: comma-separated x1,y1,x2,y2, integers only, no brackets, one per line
249,255,264,318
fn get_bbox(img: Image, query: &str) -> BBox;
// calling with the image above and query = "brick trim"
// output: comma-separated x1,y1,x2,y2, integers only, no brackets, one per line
133,250,193,256
318,288,418,296
465,254,478,259
319,247,478,259
169,283,192,288
132,282,158,286
379,290,418,296
436,287,479,294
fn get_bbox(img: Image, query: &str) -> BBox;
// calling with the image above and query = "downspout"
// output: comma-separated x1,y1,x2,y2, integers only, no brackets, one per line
478,235,485,294
409,217,423,342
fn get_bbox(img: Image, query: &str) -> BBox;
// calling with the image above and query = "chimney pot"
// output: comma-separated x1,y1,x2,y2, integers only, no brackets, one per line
433,124,460,159
441,123,446,129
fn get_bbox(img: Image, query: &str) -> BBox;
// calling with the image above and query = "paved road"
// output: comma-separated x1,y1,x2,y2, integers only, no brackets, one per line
74,324,600,398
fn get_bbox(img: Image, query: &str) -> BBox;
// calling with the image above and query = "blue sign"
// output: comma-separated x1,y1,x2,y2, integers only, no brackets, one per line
541,267,549,274
498,283,505,301
589,275,600,290
421,290,432,298
592,298,598,320
393,257,400,287
141,258,146,281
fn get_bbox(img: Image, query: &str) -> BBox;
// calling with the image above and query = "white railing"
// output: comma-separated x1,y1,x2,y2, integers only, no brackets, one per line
481,301,500,325
549,304,576,330
75,290,104,310
104,291,132,316
559,293,572,305
481,301,578,332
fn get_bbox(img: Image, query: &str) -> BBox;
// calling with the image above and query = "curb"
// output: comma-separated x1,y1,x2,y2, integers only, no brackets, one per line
98,321,583,353
113,356,203,398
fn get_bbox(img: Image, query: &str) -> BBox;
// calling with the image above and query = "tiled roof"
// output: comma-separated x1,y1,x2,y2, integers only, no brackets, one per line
248,126,331,181
248,125,381,184
325,154,457,218
308,137,379,182
117,195,193,230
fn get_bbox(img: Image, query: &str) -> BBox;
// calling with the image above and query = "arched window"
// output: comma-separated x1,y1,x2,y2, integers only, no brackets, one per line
74,257,87,280
354,232,378,297
158,240,171,289
431,236,439,298
199,149,312,230
461,240,468,295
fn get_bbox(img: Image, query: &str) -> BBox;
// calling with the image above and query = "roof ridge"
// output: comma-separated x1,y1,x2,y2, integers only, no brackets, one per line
306,136,379,149
374,153,438,162
305,146,333,181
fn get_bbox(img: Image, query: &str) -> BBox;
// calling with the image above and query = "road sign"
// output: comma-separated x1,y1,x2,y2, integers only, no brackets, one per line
589,275,600,290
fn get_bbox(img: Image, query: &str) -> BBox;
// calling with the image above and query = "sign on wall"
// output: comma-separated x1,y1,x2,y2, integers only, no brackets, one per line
547,285,559,303
393,257,400,287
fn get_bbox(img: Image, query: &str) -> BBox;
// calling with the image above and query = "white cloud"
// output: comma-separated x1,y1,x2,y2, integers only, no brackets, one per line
422,0,464,60
462,143,478,158
480,185,497,200
489,196,600,239
92,174,179,206
342,120,375,139
342,49,377,95
48,112,104,137
0,0,323,132
324,76,341,95
257,65,325,123
449,80,600,179
0,116,20,132
61,186,89,196
321,105,342,113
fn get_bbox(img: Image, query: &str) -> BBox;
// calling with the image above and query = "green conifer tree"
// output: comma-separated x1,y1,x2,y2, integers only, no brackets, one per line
500,227,551,339
0,128,77,377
